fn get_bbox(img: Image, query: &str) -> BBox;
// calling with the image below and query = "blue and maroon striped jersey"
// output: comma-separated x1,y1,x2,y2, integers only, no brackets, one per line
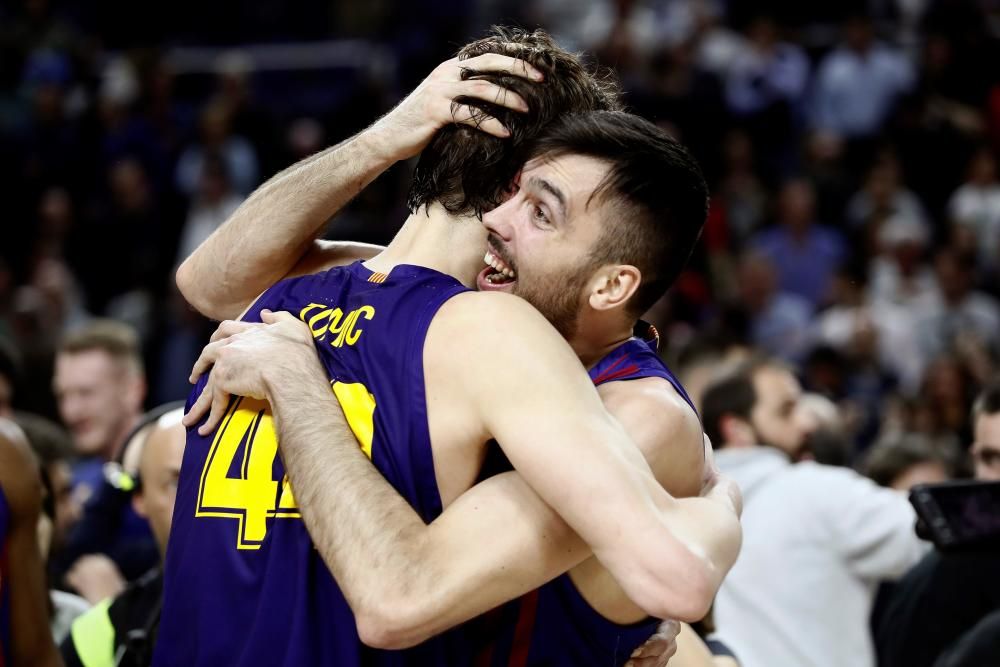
154,261,470,666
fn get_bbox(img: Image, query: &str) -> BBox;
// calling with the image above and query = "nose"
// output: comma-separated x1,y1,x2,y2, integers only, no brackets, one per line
482,196,516,242
59,393,84,424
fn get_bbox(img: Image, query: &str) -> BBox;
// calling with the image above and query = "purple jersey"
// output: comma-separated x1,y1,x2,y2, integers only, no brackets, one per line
155,261,470,666
473,324,699,666
0,485,10,667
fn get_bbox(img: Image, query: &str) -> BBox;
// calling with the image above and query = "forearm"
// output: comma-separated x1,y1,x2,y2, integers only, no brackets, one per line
177,128,400,320
265,366,443,643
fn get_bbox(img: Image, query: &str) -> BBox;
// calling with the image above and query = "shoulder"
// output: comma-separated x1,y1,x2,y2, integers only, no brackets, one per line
431,291,563,347
598,378,704,497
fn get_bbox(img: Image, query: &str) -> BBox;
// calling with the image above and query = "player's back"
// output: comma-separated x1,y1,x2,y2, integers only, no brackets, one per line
156,261,469,666
0,483,11,667
475,326,700,666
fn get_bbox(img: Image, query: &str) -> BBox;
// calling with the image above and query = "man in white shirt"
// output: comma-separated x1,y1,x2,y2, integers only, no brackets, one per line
704,356,927,667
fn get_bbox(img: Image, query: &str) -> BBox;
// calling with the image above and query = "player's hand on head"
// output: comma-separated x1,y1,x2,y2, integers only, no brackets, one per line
626,619,680,667
371,51,543,161
184,310,320,435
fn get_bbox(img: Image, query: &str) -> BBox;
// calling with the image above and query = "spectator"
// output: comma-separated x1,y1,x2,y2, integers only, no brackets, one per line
705,356,927,667
750,178,846,309
174,153,243,267
947,148,1000,275
734,251,812,361
868,212,939,311
862,432,959,490
813,260,923,394
175,101,259,198
810,14,916,141
970,379,1000,481
51,319,157,593
53,320,145,482
716,130,768,242
61,406,185,667
873,379,1000,667
915,248,1000,362
724,16,809,177
845,153,928,232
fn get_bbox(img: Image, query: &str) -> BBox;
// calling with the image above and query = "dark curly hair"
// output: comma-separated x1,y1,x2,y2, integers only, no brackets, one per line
406,26,621,218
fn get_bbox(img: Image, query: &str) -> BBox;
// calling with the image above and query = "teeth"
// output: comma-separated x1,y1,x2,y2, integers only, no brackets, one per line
484,249,515,279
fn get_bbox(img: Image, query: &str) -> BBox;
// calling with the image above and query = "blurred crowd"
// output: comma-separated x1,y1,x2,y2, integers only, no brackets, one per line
2,0,1000,665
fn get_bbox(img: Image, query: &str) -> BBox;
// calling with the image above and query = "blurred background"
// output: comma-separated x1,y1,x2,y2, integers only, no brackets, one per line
3,0,999,448
3,0,1000,664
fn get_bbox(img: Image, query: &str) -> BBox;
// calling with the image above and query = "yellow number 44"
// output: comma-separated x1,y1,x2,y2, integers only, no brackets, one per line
195,384,376,550
195,397,299,550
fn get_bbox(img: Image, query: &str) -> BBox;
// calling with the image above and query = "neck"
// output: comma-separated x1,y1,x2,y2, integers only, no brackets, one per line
569,310,636,370
364,203,484,288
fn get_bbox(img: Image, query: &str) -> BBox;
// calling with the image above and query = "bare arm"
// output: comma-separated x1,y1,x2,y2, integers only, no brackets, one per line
188,308,741,647
432,294,741,623
0,420,63,667
177,54,542,320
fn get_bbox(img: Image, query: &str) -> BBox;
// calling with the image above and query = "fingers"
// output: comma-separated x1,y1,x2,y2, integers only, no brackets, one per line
450,103,510,138
458,53,544,82
454,79,528,113
210,319,258,344
183,379,215,428
260,309,298,324
189,340,225,383
199,387,231,436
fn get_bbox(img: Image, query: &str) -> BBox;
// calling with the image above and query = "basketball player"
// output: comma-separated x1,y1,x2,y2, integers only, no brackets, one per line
0,418,63,667
156,32,740,666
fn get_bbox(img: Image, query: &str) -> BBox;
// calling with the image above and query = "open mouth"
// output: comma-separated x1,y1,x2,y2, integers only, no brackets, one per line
476,248,517,292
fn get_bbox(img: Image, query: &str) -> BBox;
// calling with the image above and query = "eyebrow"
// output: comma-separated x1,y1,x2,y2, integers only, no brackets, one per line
526,176,567,221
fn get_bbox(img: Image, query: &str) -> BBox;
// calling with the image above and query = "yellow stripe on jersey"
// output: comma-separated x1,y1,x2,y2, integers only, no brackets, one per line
367,272,388,284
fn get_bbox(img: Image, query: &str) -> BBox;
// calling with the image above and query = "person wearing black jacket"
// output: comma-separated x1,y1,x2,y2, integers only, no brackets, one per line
61,407,184,667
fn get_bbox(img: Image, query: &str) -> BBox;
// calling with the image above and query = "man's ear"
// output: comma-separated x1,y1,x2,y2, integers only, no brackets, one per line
721,415,755,448
588,264,641,312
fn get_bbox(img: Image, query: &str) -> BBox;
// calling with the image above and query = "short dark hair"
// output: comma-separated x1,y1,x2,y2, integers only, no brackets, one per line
406,26,621,218
702,370,757,451
528,111,709,316
700,355,791,449
862,433,958,488
972,378,1000,424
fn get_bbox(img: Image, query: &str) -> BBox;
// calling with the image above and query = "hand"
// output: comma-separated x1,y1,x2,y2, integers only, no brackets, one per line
183,310,320,435
626,619,680,667
370,51,543,161
65,554,126,604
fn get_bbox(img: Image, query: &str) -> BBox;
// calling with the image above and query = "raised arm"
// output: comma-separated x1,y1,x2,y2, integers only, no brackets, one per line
176,54,542,320
0,420,64,667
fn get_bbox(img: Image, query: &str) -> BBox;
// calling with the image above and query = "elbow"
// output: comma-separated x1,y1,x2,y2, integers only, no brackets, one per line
355,598,434,650
175,258,230,320
631,553,719,624
175,259,204,311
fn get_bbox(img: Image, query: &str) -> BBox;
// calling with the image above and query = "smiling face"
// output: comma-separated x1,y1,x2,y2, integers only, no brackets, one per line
479,153,613,338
